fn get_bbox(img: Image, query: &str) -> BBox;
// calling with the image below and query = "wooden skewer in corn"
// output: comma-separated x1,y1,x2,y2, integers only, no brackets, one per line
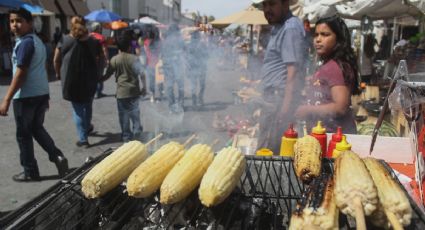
333,151,378,230
127,134,194,198
82,133,163,198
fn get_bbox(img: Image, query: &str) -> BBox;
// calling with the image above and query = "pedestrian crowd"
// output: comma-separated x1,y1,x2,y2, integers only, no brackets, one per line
1,0,382,181
0,8,212,182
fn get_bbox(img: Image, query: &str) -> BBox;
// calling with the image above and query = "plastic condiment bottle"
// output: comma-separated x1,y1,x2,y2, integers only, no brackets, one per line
332,135,352,158
256,148,273,156
280,124,298,157
326,127,343,158
311,121,327,157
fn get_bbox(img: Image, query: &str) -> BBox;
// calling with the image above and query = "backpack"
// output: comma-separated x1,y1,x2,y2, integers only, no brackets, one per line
62,38,98,102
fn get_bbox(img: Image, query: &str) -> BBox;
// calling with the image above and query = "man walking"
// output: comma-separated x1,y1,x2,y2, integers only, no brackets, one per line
253,0,307,154
0,8,68,182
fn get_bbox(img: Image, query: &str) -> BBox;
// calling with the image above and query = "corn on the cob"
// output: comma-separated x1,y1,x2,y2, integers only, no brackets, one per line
334,151,378,230
363,157,412,229
294,135,322,183
82,141,148,198
160,143,214,204
127,141,185,198
289,174,339,230
198,147,246,207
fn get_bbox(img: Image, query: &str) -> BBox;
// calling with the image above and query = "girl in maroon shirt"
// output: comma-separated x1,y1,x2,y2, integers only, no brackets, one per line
295,16,360,133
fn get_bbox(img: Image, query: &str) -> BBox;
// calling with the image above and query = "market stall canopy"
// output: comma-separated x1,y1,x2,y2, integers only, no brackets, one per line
104,21,129,30
336,0,423,20
304,0,424,22
134,16,163,25
85,9,122,23
210,6,267,28
407,0,425,14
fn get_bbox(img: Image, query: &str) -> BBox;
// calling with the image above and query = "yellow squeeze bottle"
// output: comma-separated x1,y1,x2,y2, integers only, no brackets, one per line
332,135,352,158
280,124,298,157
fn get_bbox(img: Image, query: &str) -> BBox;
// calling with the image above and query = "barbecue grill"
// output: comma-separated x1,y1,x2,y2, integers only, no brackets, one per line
1,149,425,230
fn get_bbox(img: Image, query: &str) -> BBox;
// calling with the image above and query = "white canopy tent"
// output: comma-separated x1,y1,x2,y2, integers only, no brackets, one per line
303,0,424,22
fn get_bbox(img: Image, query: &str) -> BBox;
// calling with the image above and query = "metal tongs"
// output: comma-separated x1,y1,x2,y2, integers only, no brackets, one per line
369,60,408,155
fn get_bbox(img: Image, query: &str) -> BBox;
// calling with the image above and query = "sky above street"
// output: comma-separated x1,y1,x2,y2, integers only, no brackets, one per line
182,0,253,19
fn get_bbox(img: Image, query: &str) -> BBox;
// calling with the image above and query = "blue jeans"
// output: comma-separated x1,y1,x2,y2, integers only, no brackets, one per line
163,63,184,107
117,97,143,142
146,67,156,95
189,69,206,105
96,82,104,96
13,94,64,176
71,99,93,142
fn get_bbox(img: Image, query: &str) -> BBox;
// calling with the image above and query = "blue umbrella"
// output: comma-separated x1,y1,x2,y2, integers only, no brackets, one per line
85,9,122,23
22,4,44,14
0,0,43,14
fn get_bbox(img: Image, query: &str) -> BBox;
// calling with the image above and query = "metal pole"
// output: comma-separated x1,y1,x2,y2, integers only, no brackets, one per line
390,17,397,55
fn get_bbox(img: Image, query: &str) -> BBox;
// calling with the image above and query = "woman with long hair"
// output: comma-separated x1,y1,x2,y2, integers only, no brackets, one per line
295,15,360,133
53,16,102,147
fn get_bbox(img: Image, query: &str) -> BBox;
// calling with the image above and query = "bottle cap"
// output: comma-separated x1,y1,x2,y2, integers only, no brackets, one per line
256,148,273,156
312,121,326,135
331,127,343,142
336,135,351,151
284,124,298,138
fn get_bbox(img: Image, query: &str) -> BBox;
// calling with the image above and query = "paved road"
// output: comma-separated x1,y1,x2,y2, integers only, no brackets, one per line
0,57,248,212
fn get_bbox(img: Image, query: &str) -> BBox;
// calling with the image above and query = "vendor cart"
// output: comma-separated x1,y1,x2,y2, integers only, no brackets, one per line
1,149,425,229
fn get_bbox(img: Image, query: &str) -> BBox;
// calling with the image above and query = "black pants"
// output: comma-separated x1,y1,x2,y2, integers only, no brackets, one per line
13,94,63,177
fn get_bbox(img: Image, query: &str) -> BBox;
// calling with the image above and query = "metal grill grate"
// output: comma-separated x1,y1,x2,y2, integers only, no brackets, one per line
1,149,425,230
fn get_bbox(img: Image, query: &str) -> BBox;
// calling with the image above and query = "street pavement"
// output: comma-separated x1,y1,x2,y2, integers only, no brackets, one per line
0,57,248,213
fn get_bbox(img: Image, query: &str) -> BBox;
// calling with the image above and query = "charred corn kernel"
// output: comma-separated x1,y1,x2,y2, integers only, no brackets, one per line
81,141,148,198
127,142,185,198
160,144,214,204
199,147,246,207
294,135,322,183
289,175,339,230
363,157,412,227
334,151,378,217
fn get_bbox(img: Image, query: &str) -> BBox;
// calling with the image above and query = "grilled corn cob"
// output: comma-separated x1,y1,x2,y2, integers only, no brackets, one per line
82,141,148,198
289,174,339,230
199,147,246,207
127,141,185,198
160,143,214,204
294,135,322,183
334,151,378,230
363,157,412,229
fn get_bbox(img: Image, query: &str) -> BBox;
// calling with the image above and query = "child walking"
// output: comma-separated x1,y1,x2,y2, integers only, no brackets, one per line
102,35,146,142
295,15,360,133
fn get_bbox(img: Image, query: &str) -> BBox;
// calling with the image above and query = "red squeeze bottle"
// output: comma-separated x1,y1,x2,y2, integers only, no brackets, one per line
311,121,327,157
327,127,343,158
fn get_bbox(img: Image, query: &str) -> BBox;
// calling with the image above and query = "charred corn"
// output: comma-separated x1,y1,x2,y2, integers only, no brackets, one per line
289,174,339,230
199,147,246,207
334,150,378,229
364,157,412,228
81,141,148,198
294,135,322,183
160,143,214,204
127,142,185,198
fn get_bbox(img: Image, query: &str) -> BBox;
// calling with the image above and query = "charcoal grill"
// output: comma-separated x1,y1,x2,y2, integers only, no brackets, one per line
1,149,425,230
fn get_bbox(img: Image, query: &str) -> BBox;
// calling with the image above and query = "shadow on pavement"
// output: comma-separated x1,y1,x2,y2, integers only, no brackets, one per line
94,94,116,100
197,101,231,112
39,174,62,181
163,130,193,139
88,132,122,147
